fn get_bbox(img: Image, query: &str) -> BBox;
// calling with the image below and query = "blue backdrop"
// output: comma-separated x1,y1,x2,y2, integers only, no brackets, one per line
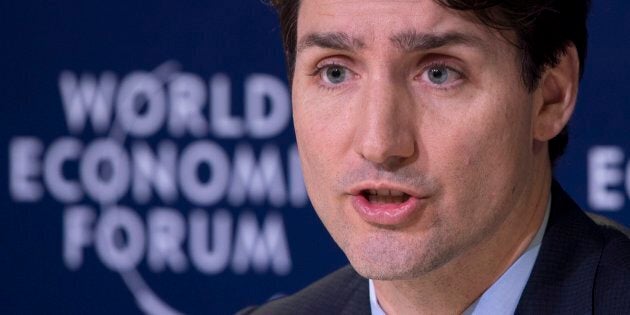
1,1,629,314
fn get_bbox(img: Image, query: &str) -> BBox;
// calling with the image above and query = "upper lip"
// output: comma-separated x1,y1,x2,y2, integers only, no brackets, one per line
347,181,425,199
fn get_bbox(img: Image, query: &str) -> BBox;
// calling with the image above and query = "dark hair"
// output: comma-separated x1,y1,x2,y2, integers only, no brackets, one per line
268,0,590,163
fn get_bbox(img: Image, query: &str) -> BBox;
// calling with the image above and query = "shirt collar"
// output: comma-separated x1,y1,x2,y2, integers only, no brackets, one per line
369,196,551,315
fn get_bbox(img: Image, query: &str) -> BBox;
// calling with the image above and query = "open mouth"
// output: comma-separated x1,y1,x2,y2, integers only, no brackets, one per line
352,187,419,226
360,189,412,204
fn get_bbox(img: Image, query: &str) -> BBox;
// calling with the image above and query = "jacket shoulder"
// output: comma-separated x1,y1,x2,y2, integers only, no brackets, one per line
238,265,370,315
593,225,630,311
516,181,630,314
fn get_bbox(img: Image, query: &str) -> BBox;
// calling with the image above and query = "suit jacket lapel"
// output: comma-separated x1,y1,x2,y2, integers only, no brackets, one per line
515,181,603,314
337,271,370,314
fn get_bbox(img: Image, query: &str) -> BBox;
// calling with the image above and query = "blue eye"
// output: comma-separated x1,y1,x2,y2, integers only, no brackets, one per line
323,66,347,84
427,66,450,84
422,64,463,87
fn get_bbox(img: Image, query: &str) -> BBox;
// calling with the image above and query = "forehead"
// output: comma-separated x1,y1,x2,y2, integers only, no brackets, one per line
299,0,448,24
296,0,499,51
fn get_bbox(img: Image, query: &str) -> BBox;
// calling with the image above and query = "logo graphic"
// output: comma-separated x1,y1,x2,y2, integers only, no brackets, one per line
588,146,630,212
8,61,308,314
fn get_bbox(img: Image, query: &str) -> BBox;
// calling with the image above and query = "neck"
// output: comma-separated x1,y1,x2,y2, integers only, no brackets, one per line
374,165,552,314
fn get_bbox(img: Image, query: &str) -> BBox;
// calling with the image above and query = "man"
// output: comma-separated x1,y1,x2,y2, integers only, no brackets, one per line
241,0,630,313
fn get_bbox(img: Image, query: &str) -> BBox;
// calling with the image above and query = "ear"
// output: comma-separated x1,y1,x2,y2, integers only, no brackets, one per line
533,44,580,142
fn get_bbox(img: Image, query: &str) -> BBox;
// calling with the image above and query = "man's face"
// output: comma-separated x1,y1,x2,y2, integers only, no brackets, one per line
292,0,543,279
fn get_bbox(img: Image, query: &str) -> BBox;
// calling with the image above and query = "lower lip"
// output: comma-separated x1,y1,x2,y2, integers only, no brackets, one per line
351,194,421,226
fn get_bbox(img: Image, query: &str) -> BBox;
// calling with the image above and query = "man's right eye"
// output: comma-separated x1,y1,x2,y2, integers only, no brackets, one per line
321,65,348,85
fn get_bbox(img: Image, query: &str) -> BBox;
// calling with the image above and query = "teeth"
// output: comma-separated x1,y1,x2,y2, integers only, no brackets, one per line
362,188,410,203
366,189,405,196
366,194,408,204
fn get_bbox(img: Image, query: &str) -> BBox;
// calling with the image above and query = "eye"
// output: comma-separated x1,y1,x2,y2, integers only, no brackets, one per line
428,67,449,84
422,64,462,86
321,65,348,85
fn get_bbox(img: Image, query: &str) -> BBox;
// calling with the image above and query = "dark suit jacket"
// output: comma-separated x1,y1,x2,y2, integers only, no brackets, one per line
239,182,630,314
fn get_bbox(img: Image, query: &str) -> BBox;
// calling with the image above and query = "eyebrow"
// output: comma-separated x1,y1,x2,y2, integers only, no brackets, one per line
390,30,487,52
296,32,366,53
296,30,487,54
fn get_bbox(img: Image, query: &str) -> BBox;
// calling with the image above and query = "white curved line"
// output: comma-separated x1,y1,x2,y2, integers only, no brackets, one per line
121,270,184,315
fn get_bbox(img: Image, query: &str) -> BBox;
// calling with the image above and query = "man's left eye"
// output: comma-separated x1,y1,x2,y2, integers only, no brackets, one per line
423,65,462,85
321,66,348,84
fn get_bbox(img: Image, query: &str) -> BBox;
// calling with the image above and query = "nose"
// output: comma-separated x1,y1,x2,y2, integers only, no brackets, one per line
353,75,416,168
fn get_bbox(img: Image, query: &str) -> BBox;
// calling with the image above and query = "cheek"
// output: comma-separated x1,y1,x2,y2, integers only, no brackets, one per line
292,80,359,160
293,116,326,199
292,91,352,205
423,93,534,202
294,108,338,177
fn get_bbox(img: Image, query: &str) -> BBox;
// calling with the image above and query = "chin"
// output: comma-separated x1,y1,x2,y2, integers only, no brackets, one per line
341,231,455,281
348,254,441,281
352,263,418,281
